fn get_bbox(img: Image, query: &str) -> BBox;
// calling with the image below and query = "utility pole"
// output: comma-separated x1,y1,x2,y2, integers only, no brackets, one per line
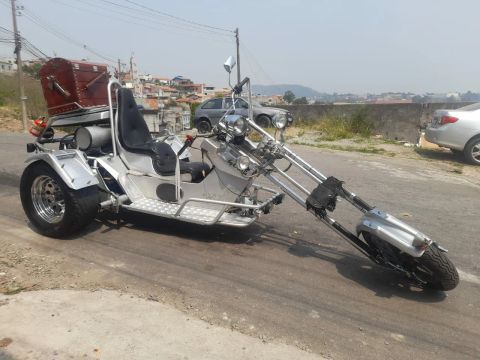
10,0,28,132
235,28,241,84
117,58,122,82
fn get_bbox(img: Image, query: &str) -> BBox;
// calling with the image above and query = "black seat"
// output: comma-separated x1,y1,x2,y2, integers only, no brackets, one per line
117,88,210,182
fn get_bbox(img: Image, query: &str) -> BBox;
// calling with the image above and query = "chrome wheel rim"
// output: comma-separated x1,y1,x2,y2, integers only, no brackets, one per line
31,175,65,223
471,143,480,163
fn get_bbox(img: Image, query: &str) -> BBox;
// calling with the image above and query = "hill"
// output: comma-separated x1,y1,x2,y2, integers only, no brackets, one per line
252,84,321,98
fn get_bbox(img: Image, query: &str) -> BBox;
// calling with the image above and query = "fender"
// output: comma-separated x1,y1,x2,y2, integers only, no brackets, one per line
356,208,432,258
25,150,99,190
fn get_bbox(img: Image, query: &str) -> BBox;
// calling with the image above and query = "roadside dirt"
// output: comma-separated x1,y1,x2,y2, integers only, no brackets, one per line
284,128,480,184
0,107,24,133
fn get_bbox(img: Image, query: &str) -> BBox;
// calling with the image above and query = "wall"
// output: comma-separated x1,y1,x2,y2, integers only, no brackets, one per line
278,102,473,143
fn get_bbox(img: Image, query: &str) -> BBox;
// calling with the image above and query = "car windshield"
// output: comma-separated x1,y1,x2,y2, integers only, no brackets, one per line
458,102,480,111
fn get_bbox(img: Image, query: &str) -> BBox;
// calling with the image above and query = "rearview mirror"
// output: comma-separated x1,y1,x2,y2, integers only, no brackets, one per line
224,56,236,73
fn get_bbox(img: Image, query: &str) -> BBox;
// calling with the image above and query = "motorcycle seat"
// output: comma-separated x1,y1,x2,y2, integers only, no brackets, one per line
117,88,210,182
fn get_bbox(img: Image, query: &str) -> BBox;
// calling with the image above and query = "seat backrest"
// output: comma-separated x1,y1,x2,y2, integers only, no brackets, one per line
117,88,152,152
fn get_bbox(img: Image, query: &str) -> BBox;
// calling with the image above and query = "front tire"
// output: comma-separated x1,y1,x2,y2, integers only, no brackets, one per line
255,115,271,128
197,119,212,134
20,162,99,238
412,245,459,291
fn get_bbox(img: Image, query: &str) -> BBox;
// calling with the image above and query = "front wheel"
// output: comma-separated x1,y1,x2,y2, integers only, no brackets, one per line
20,162,99,238
255,115,271,128
197,120,212,134
409,245,459,291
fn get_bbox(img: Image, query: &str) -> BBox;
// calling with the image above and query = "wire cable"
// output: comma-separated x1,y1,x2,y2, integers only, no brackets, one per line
52,0,233,44
21,8,117,64
123,0,234,34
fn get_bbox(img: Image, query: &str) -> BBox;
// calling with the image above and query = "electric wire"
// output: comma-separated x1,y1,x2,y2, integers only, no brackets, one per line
51,0,234,44
20,8,117,64
122,0,234,34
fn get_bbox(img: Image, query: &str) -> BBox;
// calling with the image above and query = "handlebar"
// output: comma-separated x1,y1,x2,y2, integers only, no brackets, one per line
233,77,250,94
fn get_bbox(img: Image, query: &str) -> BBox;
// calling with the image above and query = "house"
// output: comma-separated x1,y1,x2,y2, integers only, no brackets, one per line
151,75,170,85
171,75,193,86
158,86,179,99
179,83,204,94
252,94,286,106
0,59,16,73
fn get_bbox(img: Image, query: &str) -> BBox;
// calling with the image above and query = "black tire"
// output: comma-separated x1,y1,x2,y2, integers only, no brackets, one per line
463,135,480,165
412,245,459,291
197,119,212,134
20,161,99,238
255,115,271,128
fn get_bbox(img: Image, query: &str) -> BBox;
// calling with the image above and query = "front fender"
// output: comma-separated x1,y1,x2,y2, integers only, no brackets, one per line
356,208,432,257
25,150,99,190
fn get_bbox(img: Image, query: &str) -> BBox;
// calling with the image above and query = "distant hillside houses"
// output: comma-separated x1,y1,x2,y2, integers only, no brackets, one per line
119,72,230,105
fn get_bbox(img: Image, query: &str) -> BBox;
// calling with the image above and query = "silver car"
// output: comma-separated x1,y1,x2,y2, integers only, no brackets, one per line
425,103,480,164
194,97,293,133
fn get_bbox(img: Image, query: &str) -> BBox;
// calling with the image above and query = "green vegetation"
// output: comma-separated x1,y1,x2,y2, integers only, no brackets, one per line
283,90,295,104
22,63,42,80
0,73,46,118
295,107,372,141
292,96,308,105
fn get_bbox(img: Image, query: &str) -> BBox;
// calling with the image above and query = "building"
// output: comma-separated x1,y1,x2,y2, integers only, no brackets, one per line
252,94,286,106
0,58,16,73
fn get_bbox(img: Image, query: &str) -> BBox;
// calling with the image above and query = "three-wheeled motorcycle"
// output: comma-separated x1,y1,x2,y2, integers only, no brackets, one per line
20,56,459,291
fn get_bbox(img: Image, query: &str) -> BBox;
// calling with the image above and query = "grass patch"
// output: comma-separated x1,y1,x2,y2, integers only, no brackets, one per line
0,73,46,118
294,107,373,141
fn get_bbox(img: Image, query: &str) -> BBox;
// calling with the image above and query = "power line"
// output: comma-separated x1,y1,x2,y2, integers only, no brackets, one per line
21,7,117,64
123,0,234,34
52,0,233,43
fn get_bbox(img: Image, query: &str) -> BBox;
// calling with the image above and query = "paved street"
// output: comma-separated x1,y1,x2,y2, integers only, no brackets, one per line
0,133,479,360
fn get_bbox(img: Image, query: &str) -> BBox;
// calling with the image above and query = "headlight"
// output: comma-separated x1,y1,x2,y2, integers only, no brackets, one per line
224,114,248,136
272,113,287,129
236,156,250,171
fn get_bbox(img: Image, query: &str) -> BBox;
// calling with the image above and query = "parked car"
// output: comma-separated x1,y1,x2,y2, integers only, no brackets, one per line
425,103,480,164
194,97,293,133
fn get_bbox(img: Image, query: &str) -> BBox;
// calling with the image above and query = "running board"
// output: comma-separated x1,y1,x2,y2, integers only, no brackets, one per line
122,198,256,227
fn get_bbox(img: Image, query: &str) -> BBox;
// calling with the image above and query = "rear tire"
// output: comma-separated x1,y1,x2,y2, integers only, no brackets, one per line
464,135,480,165
20,162,99,238
411,245,459,291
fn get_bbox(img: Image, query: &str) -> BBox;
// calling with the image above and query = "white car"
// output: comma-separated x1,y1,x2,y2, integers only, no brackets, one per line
425,103,480,164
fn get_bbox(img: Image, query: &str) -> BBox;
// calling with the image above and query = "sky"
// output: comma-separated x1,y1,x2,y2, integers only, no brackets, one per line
1,0,480,94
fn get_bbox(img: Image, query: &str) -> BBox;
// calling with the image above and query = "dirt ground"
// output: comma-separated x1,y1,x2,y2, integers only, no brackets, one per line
0,107,24,133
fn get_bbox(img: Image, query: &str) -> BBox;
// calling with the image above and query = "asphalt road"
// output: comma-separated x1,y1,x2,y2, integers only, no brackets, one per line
1,133,479,360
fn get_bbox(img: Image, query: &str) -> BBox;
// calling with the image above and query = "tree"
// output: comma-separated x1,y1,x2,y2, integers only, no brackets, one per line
283,90,295,104
22,63,43,79
292,96,308,105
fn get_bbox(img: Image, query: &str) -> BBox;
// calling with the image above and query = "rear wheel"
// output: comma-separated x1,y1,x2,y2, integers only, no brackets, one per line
20,162,99,238
464,135,480,165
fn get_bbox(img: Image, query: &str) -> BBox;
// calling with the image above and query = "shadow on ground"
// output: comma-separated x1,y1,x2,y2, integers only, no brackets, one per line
91,211,447,303
414,147,466,165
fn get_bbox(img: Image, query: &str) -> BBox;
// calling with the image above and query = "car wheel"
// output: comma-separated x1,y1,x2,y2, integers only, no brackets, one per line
197,120,211,134
255,115,271,128
464,135,480,165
